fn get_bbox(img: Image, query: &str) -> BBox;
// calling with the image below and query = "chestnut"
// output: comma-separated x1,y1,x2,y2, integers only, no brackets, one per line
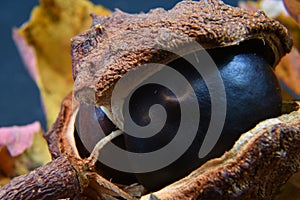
123,39,281,190
74,39,282,191
74,104,138,184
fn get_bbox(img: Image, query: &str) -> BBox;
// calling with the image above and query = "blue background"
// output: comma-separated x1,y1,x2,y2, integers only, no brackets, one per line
0,0,246,130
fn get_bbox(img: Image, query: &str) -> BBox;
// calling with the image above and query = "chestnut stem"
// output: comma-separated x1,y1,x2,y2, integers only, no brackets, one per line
88,130,123,166
0,155,80,200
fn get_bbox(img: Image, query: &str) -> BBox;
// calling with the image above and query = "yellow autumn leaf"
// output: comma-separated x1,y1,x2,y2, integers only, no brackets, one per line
16,0,111,127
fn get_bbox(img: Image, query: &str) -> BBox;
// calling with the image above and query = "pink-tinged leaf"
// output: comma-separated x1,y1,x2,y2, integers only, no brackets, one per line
284,0,300,24
12,29,39,83
0,122,41,157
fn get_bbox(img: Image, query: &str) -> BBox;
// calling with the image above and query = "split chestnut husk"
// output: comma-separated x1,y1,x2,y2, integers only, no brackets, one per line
0,0,299,199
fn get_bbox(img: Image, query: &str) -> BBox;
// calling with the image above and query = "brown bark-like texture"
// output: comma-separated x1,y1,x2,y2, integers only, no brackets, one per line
0,155,80,200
